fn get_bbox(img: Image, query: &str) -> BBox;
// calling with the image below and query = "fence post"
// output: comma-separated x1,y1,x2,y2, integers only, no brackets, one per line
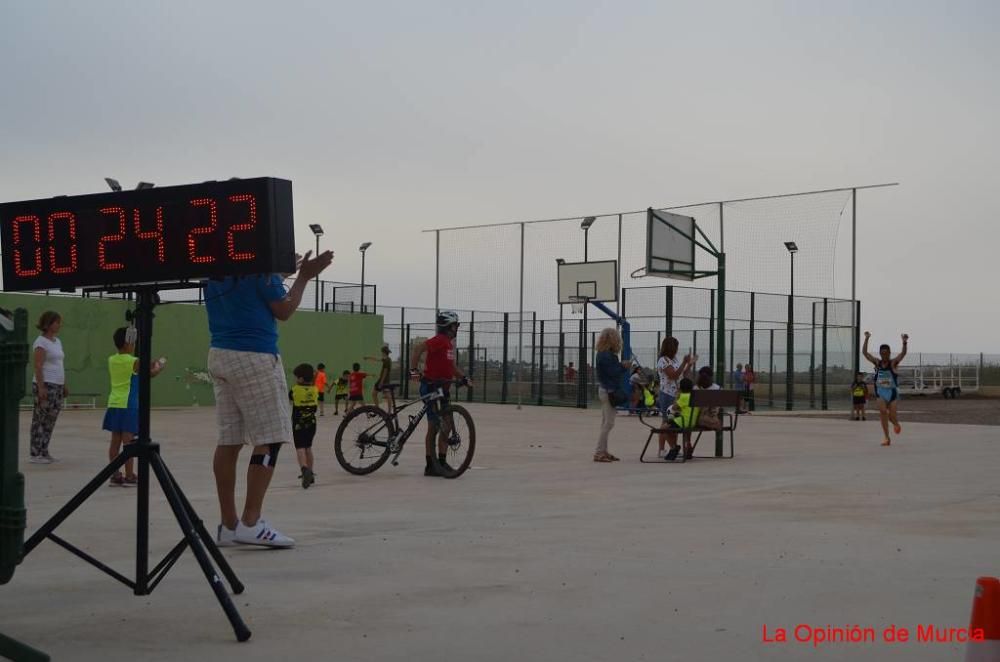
692,330,698,370
810,302,816,409
529,312,537,402
854,300,861,372
748,292,756,410
403,324,412,399
728,329,735,389
467,310,475,403
577,320,587,409
399,307,406,388
501,313,509,404
769,328,775,408
538,320,545,406
821,299,828,410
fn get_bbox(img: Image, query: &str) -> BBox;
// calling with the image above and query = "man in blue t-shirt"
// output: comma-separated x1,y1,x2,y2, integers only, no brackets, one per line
206,250,333,549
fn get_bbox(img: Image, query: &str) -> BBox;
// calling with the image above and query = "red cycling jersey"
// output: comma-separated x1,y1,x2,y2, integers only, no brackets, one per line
423,333,456,381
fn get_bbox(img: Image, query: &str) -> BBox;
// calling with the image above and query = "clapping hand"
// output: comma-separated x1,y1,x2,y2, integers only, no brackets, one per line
297,250,334,280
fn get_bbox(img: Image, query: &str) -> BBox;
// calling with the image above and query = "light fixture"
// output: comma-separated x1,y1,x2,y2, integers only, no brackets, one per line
580,216,596,230
555,258,565,265
784,241,799,253
309,224,324,237
104,178,122,192
359,241,372,252
135,182,155,190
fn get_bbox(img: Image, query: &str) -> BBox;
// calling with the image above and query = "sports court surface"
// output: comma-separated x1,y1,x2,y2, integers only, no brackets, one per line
2,404,997,661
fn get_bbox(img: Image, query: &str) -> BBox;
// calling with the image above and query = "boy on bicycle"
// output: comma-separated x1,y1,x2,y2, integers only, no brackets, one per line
409,310,470,476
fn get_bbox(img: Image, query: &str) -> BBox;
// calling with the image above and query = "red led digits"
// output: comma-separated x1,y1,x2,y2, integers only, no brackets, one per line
97,207,127,271
227,194,257,262
188,198,218,264
133,207,166,263
12,215,43,277
47,212,78,274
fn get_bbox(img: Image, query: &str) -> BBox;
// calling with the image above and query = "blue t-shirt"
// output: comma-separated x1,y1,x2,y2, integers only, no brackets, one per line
204,275,287,354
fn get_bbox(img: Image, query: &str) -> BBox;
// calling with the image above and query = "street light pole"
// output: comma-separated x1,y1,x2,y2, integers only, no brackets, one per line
784,242,798,411
359,242,372,313
309,224,324,312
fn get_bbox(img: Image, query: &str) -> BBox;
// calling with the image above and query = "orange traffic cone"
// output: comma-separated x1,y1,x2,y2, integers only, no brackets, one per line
966,577,1000,662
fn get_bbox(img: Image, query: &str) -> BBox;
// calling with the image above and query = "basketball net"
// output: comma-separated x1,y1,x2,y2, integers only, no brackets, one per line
569,296,587,315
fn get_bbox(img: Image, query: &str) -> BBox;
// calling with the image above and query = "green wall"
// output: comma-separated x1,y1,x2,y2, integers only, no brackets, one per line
0,293,384,407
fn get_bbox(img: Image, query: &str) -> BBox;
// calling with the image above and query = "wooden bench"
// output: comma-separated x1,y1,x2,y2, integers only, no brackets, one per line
638,389,743,463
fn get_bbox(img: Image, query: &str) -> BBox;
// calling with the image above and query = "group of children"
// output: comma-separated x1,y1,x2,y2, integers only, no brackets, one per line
286,345,396,488
101,335,397,491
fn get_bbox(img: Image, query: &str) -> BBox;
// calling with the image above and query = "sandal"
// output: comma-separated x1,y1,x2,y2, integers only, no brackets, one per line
593,452,614,463
606,453,621,462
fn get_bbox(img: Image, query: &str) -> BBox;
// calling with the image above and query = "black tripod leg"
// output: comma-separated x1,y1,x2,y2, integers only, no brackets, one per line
22,455,129,555
0,631,49,662
148,453,251,642
158,459,245,594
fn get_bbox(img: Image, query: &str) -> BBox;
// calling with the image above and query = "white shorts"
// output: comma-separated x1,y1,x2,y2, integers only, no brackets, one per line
208,348,292,447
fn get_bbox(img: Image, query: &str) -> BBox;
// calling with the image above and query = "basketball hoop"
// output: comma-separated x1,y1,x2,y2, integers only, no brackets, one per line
569,296,587,315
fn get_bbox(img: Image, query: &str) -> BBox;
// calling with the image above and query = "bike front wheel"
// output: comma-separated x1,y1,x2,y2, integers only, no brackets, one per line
334,405,395,475
431,404,476,479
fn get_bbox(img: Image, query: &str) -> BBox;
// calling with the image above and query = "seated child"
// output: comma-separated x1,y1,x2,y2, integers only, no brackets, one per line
663,377,698,461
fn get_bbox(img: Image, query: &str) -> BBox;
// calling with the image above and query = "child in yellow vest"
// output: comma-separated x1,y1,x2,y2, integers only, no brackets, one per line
664,378,699,461
289,363,319,488
104,327,166,486
850,372,868,421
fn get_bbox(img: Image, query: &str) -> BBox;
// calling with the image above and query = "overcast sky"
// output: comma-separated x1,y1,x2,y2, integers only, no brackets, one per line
1,0,997,352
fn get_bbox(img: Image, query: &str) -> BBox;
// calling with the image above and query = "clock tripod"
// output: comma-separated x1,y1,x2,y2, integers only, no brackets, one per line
21,283,251,642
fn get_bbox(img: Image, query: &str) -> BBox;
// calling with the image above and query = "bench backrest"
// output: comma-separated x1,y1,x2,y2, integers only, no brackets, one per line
689,389,742,408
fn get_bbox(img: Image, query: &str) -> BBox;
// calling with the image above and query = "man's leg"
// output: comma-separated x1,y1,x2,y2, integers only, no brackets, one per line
877,399,890,444
372,388,380,408
887,400,901,433
214,445,242,530
243,444,279,527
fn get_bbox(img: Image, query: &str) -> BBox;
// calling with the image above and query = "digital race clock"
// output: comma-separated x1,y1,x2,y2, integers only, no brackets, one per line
0,177,296,292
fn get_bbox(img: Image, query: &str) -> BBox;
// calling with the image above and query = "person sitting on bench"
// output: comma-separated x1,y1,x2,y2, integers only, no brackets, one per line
663,378,699,461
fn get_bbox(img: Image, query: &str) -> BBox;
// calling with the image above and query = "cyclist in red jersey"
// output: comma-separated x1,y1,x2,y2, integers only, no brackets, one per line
409,310,470,476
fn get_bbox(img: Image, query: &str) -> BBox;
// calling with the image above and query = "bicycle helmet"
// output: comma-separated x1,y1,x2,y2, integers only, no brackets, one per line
436,310,460,328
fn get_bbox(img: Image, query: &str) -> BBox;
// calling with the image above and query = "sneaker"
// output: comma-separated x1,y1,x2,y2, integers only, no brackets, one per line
29,455,48,464
41,454,58,463
109,473,125,487
300,467,315,489
664,447,680,462
216,524,236,548
437,459,455,474
657,449,668,459
683,449,694,461
123,475,138,487
234,518,295,548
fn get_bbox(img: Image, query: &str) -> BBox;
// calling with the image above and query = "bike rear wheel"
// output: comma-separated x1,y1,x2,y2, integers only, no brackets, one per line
430,404,476,479
334,406,395,475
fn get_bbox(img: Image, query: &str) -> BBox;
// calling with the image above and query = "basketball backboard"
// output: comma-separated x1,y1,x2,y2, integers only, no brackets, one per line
557,260,618,304
646,209,696,281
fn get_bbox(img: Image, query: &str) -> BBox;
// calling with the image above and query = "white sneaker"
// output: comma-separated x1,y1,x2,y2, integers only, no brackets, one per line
216,524,236,548
234,518,295,548
657,449,667,459
29,455,47,464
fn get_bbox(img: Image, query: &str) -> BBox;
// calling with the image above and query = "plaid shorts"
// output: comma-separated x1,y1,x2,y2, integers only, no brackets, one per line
208,348,292,447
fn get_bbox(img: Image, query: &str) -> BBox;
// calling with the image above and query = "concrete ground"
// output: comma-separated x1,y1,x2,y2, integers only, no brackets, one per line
2,404,997,662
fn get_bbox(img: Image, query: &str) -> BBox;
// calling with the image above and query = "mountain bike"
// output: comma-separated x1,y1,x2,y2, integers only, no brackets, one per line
333,380,475,478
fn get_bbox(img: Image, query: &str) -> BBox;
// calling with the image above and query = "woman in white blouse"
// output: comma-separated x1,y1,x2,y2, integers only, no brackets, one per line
30,311,67,464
